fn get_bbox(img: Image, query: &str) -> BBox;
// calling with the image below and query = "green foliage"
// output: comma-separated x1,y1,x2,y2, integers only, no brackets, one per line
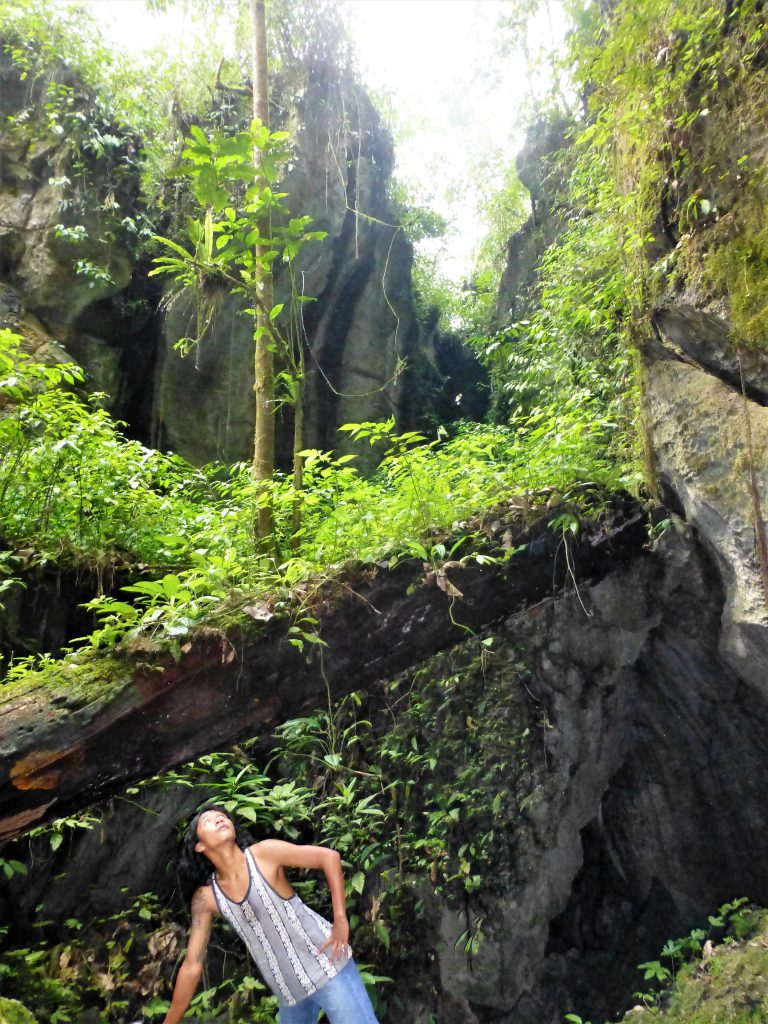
626,905,768,1024
0,2,638,678
405,157,530,335
474,308,639,491
387,179,448,246
0,0,163,137
1,639,536,1018
465,163,531,332
2,325,626,666
565,0,768,348
0,0,162,283
170,645,535,970
470,123,641,483
467,0,768,503
0,828,290,1022
23,641,521,1020
691,188,768,349
26,809,101,853
160,753,316,840
464,72,640,488
565,899,755,1024
0,329,216,573
388,177,453,329
635,900,751,1001
151,121,325,360
0,856,27,880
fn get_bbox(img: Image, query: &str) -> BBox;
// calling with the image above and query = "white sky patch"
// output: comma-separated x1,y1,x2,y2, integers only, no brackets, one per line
346,0,514,280
79,0,568,282
80,0,235,59
344,0,569,280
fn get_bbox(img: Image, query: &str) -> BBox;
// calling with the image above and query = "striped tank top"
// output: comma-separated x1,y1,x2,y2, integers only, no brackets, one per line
211,847,349,1006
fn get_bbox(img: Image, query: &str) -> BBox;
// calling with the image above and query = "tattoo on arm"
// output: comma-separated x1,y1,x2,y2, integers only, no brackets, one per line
187,889,213,966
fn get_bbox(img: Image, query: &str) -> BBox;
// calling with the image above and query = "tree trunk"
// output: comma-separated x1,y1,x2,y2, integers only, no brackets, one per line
291,352,305,547
0,500,648,841
250,0,274,539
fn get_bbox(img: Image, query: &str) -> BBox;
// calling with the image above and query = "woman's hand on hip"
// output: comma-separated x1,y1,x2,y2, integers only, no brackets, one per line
319,917,351,965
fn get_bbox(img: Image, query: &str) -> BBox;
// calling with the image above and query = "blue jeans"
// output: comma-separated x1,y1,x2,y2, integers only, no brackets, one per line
278,960,379,1024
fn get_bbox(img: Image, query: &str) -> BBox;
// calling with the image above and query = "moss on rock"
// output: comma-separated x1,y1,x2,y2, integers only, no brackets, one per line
25,648,133,701
0,997,38,1024
0,648,136,735
624,911,768,1024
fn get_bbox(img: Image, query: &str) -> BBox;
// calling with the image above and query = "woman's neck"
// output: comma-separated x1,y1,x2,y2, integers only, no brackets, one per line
207,841,246,881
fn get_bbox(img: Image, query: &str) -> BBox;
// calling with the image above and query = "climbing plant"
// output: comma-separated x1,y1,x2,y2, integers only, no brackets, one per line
150,120,325,541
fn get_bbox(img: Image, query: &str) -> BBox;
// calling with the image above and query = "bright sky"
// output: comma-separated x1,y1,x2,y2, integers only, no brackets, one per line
80,0,568,281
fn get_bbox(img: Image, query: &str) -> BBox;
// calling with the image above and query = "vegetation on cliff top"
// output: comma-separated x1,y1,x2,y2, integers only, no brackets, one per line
0,998,37,1024
637,909,768,1023
564,900,768,1024
1,322,627,668
0,0,648,672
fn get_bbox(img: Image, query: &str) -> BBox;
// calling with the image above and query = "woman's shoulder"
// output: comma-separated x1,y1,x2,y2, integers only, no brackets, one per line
248,837,299,860
249,837,276,855
192,881,218,914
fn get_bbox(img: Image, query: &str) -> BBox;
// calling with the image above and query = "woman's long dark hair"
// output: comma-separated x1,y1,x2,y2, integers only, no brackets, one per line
178,803,252,903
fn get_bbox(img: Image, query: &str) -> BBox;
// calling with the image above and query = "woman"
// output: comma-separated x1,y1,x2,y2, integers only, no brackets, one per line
161,803,380,1024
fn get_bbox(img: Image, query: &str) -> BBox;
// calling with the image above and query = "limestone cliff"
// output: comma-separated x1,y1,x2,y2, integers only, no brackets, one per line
153,67,425,468
494,118,569,331
0,43,452,470
459,7,768,1020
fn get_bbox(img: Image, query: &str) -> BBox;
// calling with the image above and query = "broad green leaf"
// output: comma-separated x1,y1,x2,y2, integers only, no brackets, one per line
162,574,181,598
188,125,209,147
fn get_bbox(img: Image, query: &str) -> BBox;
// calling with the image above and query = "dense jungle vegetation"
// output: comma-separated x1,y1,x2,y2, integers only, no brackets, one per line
2,0,768,1021
0,0,640,667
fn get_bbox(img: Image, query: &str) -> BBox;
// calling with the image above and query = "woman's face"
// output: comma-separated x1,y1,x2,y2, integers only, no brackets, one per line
194,808,236,854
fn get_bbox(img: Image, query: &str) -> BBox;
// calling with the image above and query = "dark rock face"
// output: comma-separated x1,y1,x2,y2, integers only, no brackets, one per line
652,304,768,404
2,783,203,927
0,43,163,440
0,564,104,664
400,527,768,1024
531,532,768,1021
153,74,425,468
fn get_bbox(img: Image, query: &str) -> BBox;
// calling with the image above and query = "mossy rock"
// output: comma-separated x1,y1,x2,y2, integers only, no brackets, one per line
0,998,38,1024
624,910,768,1024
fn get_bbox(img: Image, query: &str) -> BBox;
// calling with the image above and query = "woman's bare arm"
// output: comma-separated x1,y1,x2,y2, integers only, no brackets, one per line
161,887,214,1024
